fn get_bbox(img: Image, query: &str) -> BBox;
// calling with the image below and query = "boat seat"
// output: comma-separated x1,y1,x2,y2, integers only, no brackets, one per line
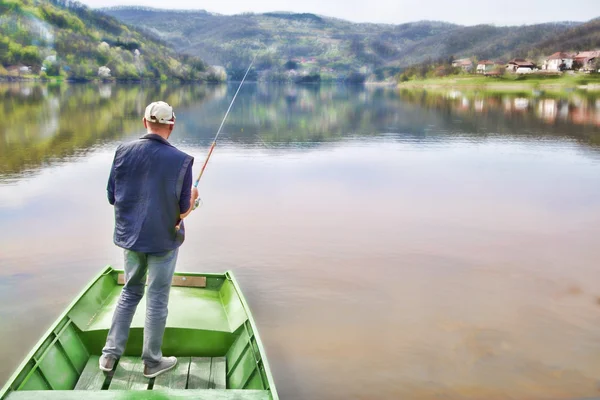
82,286,233,333
5,389,271,399
74,356,227,390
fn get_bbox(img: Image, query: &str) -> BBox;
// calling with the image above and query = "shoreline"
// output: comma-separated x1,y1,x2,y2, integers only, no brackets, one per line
0,76,218,84
2,76,599,91
397,76,600,92
0,78,394,86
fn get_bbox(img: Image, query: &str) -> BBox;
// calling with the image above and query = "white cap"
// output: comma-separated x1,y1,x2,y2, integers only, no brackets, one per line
144,101,176,125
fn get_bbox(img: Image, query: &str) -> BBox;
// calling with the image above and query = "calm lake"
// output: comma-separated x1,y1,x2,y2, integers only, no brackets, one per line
1,82,600,399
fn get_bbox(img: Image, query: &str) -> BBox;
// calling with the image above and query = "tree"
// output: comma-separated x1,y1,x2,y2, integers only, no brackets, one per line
345,71,366,84
418,61,430,78
284,60,298,70
593,58,600,73
43,59,61,76
21,46,42,68
0,38,9,62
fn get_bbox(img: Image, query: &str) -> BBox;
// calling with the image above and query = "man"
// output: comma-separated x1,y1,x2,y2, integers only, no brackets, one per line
99,101,199,378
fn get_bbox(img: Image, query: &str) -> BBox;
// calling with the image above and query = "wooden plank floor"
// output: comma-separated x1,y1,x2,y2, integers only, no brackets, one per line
74,356,107,390
73,356,227,391
109,357,149,390
188,358,211,389
153,357,191,390
210,357,226,389
188,357,227,389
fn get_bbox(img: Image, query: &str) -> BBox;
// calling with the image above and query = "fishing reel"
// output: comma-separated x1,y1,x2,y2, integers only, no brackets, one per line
193,197,203,210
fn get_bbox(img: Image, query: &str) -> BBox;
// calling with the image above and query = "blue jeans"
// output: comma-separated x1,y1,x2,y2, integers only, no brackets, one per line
102,248,178,367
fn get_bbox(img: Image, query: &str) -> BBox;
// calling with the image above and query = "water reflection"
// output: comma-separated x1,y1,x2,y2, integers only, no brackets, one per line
400,89,600,148
178,85,600,149
435,89,600,128
0,83,219,179
1,83,599,182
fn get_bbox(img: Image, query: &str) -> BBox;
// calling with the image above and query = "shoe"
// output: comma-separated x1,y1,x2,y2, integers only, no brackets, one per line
99,354,116,372
143,357,178,378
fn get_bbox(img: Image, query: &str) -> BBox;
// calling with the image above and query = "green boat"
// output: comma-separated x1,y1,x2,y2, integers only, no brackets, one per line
0,266,279,400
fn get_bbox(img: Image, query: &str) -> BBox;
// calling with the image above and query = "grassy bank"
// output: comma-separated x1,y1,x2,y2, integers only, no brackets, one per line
398,73,600,91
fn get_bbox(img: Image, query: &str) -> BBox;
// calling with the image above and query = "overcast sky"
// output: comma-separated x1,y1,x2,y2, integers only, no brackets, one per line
81,0,599,25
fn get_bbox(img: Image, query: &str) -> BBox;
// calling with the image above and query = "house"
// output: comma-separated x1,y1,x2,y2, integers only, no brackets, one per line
300,57,317,65
452,58,473,72
574,51,600,71
5,65,31,76
44,55,57,63
543,52,575,71
98,66,111,78
359,65,372,75
476,60,496,74
507,58,535,73
5,66,20,75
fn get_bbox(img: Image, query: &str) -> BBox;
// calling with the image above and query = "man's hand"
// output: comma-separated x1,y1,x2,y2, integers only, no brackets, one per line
180,186,200,220
191,187,200,209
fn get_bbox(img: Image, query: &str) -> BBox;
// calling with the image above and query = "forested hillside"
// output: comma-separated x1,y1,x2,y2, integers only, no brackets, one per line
0,0,221,81
517,17,600,59
103,7,587,81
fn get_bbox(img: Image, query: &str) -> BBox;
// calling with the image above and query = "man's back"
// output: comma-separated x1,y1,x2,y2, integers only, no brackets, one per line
108,134,193,253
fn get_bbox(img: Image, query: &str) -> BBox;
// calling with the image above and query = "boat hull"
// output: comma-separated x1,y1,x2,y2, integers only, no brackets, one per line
0,266,278,400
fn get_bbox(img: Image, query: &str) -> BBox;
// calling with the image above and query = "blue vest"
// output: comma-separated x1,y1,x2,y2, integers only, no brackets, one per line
111,134,193,253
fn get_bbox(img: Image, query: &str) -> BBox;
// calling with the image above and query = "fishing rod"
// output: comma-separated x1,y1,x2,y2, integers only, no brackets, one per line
191,55,257,211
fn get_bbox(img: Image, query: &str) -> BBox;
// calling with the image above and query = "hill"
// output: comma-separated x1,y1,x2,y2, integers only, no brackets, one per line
0,0,221,81
101,7,586,81
396,22,580,64
101,7,459,80
517,17,600,59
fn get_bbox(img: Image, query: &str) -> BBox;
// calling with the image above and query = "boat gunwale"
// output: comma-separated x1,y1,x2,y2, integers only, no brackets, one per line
225,270,279,400
0,265,114,399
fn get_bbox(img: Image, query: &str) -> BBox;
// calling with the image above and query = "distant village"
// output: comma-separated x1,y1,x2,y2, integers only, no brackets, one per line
452,50,600,75
3,49,600,82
